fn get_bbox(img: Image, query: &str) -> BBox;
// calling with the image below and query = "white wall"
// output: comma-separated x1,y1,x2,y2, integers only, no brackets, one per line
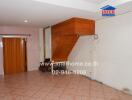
45,27,51,59
39,28,44,62
0,38,4,75
96,12,132,91
68,36,96,78
68,12,132,93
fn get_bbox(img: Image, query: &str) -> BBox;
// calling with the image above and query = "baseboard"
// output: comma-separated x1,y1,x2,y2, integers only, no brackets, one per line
81,74,132,96
93,79,132,96
28,67,39,71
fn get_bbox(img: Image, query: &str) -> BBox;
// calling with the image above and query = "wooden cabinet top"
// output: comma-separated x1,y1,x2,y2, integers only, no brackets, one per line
52,17,95,36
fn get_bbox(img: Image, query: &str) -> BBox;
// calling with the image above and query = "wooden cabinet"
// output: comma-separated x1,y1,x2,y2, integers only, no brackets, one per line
52,17,95,36
74,18,95,35
52,19,75,36
51,17,95,61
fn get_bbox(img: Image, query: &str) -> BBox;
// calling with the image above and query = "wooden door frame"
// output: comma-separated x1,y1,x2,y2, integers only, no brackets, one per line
2,37,28,75
24,38,28,72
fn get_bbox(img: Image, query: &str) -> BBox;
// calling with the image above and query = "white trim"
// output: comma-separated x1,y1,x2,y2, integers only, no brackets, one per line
0,34,31,38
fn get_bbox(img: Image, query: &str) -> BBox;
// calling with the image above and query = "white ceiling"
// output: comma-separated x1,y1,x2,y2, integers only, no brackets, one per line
83,0,107,4
0,0,132,27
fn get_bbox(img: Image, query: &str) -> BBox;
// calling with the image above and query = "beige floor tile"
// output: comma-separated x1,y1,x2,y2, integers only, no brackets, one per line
59,94,75,100
45,93,61,100
0,71,131,100
63,88,78,95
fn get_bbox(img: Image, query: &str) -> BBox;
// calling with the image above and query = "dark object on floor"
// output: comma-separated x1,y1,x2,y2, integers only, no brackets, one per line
39,58,51,72
39,58,66,72
53,62,66,71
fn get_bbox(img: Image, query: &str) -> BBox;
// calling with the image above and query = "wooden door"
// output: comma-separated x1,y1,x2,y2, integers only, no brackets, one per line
3,38,27,75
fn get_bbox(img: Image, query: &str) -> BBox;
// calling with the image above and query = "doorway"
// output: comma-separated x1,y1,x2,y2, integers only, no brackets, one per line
3,38,27,75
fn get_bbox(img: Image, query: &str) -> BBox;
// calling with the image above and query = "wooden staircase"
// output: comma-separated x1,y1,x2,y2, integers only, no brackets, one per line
51,18,95,62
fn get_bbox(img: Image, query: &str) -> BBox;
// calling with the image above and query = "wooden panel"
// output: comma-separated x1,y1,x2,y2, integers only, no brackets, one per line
51,17,95,61
52,17,95,36
52,18,76,36
74,18,95,35
3,38,27,75
52,35,79,61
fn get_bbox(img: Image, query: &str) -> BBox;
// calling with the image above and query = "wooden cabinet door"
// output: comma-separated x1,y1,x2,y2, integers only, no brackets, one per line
3,38,27,75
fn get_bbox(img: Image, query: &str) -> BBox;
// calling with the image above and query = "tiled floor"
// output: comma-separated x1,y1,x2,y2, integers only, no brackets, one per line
0,71,132,100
